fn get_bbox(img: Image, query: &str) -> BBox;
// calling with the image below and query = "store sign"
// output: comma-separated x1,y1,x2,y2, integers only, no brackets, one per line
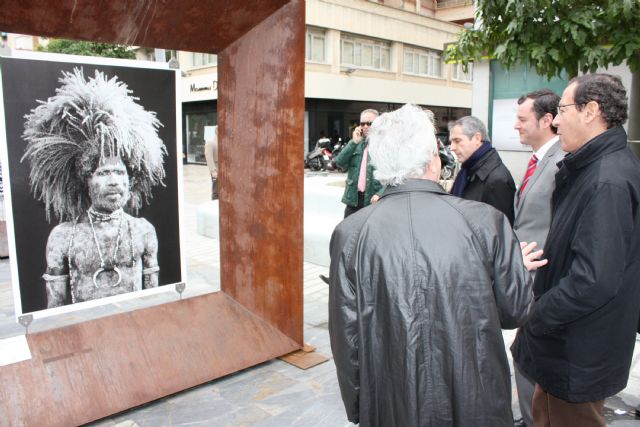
183,73,218,101
190,80,217,93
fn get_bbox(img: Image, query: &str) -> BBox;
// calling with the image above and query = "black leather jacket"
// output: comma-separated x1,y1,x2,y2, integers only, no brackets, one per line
329,179,531,426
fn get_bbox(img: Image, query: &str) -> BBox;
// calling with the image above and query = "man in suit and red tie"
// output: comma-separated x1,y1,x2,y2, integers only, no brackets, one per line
510,89,565,427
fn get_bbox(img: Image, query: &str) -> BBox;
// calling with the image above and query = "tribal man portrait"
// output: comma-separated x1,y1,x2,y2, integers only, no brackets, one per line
22,68,167,308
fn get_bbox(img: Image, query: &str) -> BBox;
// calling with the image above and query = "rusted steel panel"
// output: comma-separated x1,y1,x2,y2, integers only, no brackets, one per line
218,0,305,344
0,0,305,423
0,292,299,426
0,0,290,53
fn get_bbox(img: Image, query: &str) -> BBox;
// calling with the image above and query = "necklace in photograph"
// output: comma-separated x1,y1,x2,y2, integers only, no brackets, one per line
88,208,124,288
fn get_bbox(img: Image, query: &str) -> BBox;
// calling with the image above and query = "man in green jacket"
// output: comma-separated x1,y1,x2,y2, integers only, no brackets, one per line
334,109,385,218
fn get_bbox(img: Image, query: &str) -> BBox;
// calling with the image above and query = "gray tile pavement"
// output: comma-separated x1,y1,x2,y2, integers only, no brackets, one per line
1,165,639,426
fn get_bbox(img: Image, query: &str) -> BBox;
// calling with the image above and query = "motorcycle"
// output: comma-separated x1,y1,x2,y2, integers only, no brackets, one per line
325,138,347,172
437,139,457,180
306,137,332,171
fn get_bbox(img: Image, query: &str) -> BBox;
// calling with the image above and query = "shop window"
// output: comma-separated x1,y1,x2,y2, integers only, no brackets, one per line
185,112,216,164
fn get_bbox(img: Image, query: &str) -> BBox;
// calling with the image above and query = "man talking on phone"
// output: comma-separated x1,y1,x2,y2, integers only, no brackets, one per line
334,109,385,218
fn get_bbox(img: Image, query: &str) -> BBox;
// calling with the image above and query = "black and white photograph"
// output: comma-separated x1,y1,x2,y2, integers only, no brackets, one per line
0,55,183,315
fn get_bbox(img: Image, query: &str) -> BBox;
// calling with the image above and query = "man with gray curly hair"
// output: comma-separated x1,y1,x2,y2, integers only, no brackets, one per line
328,104,545,427
22,68,166,308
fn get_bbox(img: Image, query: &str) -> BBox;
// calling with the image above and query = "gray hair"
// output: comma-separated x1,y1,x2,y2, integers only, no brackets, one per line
368,104,437,187
361,108,379,118
449,116,490,143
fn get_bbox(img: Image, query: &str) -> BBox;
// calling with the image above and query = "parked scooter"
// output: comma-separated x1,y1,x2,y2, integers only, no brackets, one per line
437,138,458,180
325,138,347,172
306,137,332,171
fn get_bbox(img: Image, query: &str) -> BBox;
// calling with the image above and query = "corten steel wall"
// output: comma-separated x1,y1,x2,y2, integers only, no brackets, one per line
218,4,304,342
0,1,305,426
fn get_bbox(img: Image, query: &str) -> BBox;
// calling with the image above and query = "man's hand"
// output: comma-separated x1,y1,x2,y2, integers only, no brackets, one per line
370,194,380,204
352,126,364,144
520,241,548,271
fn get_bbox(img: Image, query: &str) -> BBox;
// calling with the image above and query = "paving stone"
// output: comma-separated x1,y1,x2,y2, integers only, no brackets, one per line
1,166,639,426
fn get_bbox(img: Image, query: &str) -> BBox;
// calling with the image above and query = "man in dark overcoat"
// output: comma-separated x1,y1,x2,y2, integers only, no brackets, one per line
512,73,640,426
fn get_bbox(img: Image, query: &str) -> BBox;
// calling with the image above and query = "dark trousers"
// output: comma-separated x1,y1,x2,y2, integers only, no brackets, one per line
344,191,365,218
515,363,535,426
532,384,605,427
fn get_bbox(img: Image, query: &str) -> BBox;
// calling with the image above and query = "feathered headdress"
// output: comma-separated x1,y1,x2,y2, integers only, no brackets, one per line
22,67,166,222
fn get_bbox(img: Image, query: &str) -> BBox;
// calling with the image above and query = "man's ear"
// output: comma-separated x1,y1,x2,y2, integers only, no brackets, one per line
582,100,601,124
421,150,440,180
541,112,554,129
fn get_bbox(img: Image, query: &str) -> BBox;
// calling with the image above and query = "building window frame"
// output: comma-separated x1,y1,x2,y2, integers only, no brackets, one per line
306,27,327,63
340,34,391,71
452,62,473,82
188,52,217,69
403,46,443,78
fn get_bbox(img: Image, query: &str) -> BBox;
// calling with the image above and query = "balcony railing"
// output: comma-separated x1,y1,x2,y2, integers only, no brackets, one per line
436,0,473,8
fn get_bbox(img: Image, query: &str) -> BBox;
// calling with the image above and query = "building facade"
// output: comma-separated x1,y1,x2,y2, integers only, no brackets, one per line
1,1,474,164
178,0,474,163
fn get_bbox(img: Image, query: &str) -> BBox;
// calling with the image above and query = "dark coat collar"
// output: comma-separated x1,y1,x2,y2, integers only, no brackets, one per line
380,179,447,199
560,126,627,171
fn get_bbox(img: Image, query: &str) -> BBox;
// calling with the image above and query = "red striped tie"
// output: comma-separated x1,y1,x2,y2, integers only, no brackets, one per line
517,154,538,204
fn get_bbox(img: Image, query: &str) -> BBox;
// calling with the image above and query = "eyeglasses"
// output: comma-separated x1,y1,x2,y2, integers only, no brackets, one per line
359,121,373,127
556,103,584,115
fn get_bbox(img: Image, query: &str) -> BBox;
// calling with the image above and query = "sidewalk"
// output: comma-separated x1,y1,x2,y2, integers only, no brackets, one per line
1,165,638,426
85,166,640,427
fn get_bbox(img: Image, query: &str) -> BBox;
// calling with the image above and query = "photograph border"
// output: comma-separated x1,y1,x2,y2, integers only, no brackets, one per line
0,51,186,318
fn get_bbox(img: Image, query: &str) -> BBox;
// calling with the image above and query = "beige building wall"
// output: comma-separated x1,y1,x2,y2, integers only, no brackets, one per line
178,0,473,108
435,4,474,23
307,0,460,51
301,0,471,108
305,71,470,107
3,34,44,51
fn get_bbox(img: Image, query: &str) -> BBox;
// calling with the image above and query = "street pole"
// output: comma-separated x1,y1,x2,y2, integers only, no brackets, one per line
628,68,640,159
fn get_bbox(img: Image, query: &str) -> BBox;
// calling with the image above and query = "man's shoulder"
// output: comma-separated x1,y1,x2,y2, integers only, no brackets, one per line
46,220,80,253
451,194,506,218
485,159,515,187
567,147,640,200
334,139,358,163
334,206,370,235
599,147,640,183
47,220,75,243
126,214,157,232
442,195,511,244
544,143,566,165
476,150,512,180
